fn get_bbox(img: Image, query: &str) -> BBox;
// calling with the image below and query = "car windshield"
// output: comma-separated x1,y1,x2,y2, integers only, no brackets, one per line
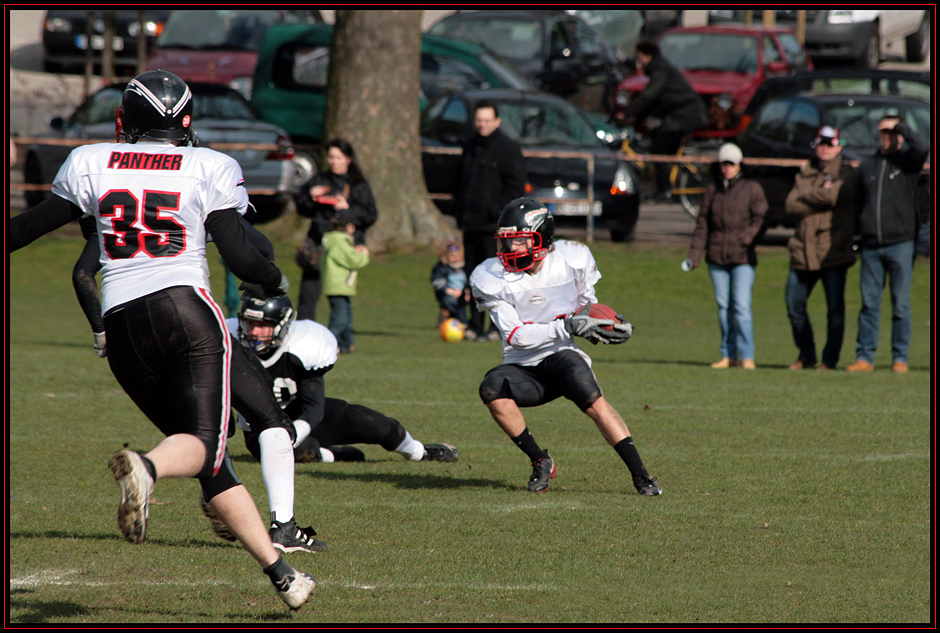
157,10,282,52
823,99,932,153
660,33,759,73
430,18,544,62
496,100,598,148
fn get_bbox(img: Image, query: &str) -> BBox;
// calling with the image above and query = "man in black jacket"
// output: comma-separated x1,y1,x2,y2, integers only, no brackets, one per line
452,100,526,340
621,40,708,201
846,111,929,374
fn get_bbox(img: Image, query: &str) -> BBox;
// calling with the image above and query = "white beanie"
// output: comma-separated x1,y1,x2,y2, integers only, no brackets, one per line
717,143,743,165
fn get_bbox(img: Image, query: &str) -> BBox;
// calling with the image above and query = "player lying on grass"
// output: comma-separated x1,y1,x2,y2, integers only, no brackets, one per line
469,197,662,496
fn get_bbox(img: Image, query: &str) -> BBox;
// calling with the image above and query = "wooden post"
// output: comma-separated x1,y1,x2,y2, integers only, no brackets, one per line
136,10,148,75
762,10,776,27
795,11,807,45
84,12,95,100
102,10,116,83
586,154,595,244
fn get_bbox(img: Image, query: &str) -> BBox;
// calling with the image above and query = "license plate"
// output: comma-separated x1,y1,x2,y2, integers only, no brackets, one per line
75,35,124,51
550,201,602,217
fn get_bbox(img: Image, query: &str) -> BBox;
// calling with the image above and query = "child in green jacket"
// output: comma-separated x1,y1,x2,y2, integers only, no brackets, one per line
322,209,370,353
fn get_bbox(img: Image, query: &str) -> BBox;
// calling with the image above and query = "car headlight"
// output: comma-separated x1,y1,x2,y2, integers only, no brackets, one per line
613,91,630,107
128,20,165,37
44,17,72,33
715,93,734,111
610,163,636,195
229,77,253,101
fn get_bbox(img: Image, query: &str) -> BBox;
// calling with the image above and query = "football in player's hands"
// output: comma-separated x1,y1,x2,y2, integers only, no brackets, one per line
588,303,624,331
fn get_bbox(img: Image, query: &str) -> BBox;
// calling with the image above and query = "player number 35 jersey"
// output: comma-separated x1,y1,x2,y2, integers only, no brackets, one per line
52,141,249,313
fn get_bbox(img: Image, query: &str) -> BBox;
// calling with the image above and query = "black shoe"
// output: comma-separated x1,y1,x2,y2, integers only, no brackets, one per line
634,476,662,496
422,443,460,462
527,453,556,492
330,445,366,462
270,516,329,553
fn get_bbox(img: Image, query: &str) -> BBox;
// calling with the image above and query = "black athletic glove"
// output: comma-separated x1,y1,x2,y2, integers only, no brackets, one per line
238,273,290,300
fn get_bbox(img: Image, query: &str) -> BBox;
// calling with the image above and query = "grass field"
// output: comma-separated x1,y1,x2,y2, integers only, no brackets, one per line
8,216,932,624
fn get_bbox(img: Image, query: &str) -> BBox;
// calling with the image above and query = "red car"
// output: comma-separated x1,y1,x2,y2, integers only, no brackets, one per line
610,25,812,139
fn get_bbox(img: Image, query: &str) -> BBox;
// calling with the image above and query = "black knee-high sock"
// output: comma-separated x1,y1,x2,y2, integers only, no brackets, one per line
511,428,546,461
614,437,649,480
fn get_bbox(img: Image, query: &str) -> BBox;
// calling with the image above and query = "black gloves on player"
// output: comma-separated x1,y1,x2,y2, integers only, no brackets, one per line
238,272,290,300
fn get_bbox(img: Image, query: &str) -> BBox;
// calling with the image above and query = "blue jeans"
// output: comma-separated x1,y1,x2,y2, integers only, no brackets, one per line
708,263,755,361
328,295,354,351
856,241,915,364
785,263,850,368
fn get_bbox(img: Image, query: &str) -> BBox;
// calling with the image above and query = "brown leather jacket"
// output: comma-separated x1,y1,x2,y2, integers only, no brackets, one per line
688,171,768,267
785,154,856,271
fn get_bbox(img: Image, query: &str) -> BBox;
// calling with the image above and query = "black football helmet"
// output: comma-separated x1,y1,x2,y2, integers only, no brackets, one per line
119,70,193,145
495,197,555,272
238,293,295,357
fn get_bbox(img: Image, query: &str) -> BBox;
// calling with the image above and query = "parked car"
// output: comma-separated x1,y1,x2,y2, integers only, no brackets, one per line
610,25,813,139
22,82,296,222
250,22,539,188
146,9,322,100
41,9,172,73
427,10,626,115
421,89,641,242
742,68,932,131
736,88,931,227
708,10,930,67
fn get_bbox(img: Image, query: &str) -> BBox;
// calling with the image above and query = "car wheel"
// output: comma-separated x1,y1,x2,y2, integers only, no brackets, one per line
23,153,50,208
905,17,929,63
858,25,880,68
291,150,318,190
676,165,707,219
609,228,634,243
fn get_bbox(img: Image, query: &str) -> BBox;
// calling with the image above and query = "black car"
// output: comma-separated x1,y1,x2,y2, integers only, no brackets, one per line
427,10,626,115
422,89,641,242
737,89,931,227
41,9,172,73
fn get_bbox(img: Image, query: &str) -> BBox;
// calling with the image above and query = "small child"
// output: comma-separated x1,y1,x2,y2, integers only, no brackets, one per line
322,209,370,353
430,237,470,326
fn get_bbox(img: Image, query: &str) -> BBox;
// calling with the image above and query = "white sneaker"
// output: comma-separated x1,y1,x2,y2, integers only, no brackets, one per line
275,571,317,610
108,449,154,544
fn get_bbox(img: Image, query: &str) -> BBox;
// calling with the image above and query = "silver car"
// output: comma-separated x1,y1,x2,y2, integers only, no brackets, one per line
22,82,296,222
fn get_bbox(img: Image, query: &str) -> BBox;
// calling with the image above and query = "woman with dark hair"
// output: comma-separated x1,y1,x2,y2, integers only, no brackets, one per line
294,138,378,320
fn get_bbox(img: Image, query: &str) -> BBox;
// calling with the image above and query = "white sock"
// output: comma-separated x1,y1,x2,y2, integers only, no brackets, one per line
292,419,311,448
394,432,425,461
259,427,295,524
319,448,335,463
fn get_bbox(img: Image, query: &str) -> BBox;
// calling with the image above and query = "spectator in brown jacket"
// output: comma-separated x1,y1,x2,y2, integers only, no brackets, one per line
686,143,768,369
784,126,856,371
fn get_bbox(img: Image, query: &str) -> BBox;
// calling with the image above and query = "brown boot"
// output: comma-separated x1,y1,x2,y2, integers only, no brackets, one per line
789,357,816,370
845,359,874,372
892,361,909,374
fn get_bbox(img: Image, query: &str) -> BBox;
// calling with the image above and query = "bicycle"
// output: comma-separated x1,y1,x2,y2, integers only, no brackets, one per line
618,130,710,219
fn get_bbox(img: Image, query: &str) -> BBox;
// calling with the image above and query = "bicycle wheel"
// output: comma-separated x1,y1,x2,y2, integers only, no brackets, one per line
675,165,708,219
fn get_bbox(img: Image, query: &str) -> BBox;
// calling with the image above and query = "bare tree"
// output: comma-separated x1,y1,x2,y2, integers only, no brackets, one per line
322,9,453,251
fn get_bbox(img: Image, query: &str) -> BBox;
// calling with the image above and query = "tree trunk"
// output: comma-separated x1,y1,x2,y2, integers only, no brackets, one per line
324,10,454,252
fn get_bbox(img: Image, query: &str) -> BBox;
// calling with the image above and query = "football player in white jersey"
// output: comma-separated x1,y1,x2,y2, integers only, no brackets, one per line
469,198,662,496
230,293,460,466
9,70,315,610
70,217,329,555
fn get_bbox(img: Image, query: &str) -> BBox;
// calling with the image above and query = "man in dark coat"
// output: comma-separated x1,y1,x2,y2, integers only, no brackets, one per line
452,99,526,340
621,39,708,201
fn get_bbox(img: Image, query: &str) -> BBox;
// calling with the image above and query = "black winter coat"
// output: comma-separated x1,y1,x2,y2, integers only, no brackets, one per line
295,171,377,246
853,122,929,248
621,56,708,134
452,128,526,233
